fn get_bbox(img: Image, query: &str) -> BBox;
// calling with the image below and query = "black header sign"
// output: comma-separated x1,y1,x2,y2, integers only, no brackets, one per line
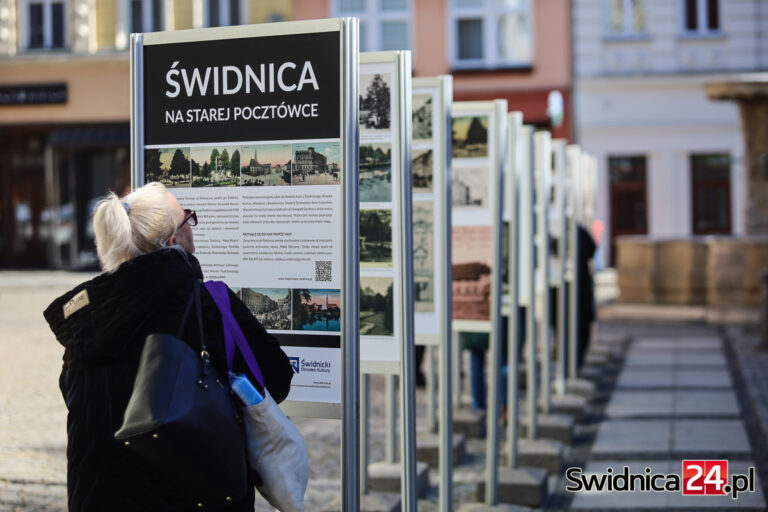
144,31,341,145
0,83,67,105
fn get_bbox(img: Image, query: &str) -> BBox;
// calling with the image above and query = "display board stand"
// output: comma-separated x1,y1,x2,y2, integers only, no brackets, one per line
357,50,417,512
551,139,568,396
534,132,552,415
566,145,581,381
130,18,360,510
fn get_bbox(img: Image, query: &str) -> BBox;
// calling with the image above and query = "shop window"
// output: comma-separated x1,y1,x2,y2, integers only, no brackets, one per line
206,0,240,27
683,0,720,34
25,0,65,49
605,0,646,37
130,0,164,33
691,153,730,234
449,0,532,69
332,0,411,52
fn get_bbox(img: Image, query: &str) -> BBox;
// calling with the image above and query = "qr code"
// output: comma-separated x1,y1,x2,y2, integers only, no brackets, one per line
316,260,332,282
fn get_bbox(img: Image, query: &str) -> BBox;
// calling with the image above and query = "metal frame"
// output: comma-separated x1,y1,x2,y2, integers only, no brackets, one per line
130,18,360,510
552,139,568,396
505,111,523,468
566,145,582,380
534,131,552,415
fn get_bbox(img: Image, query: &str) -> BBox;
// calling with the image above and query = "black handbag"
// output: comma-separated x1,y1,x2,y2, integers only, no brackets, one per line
114,279,248,509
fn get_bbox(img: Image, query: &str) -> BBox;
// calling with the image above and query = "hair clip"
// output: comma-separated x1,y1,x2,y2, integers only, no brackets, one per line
122,201,131,214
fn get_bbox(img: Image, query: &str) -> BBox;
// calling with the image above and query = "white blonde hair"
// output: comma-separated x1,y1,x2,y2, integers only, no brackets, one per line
92,182,178,272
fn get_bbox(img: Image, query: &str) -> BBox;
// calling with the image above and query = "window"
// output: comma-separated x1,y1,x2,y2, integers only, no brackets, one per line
606,0,646,36
25,0,65,49
129,0,164,33
608,155,647,265
683,0,719,34
206,0,240,27
691,154,730,234
332,0,410,52
449,0,532,69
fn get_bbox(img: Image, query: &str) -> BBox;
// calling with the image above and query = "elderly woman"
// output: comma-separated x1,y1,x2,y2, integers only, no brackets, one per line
44,182,293,511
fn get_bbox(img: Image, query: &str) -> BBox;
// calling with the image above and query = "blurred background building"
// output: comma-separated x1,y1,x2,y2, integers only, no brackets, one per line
573,0,768,266
2,0,765,279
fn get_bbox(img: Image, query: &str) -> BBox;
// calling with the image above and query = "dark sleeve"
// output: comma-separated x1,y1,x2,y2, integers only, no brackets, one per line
227,288,294,403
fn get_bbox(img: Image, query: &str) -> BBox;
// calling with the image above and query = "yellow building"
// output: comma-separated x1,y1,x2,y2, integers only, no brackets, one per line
0,0,291,267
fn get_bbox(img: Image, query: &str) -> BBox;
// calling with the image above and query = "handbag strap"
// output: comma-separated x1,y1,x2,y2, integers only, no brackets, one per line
204,281,265,389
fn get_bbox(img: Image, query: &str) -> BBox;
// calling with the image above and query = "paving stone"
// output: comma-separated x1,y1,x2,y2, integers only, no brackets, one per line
475,466,547,508
592,420,672,455
604,391,674,418
672,420,751,453
519,413,573,443
674,369,732,388
673,390,740,416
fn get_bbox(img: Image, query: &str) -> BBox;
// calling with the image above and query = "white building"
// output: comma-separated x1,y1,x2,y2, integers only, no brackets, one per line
573,0,768,266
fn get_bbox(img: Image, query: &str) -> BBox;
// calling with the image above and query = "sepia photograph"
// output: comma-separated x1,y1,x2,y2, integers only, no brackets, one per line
359,73,391,134
412,93,433,142
452,166,489,208
144,147,191,188
360,209,392,267
452,225,493,321
292,142,342,185
190,145,240,187
291,289,341,332
412,149,433,194
360,276,394,336
234,288,291,330
240,144,291,186
413,201,434,312
452,115,488,158
360,143,392,202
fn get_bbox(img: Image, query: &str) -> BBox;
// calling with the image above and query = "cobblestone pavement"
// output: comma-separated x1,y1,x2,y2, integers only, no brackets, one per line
4,272,768,511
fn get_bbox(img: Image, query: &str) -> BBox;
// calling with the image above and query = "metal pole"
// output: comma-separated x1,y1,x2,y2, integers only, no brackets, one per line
566,146,580,381
385,375,397,463
360,373,370,493
535,132,552,415
452,329,461,410
505,112,523,468
553,140,568,396
484,99,508,505
427,345,438,433
521,126,538,439
438,75,454,512
341,18,360,512
397,50,417,512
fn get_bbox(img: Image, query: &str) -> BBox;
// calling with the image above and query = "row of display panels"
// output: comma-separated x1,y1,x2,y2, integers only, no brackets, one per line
131,19,594,414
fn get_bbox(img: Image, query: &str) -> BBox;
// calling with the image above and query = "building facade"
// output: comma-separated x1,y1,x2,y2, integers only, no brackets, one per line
573,0,768,265
0,0,292,267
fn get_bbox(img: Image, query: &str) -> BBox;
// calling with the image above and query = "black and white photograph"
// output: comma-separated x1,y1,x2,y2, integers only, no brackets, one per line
234,288,291,330
452,166,489,208
144,147,190,188
412,93,433,142
359,277,394,336
191,145,240,187
360,143,392,202
359,73,391,134
240,144,291,186
360,209,392,268
452,115,489,158
412,149,433,194
413,201,434,312
291,142,342,185
291,289,341,332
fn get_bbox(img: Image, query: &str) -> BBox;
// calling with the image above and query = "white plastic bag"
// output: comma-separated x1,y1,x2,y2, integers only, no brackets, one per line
241,389,309,512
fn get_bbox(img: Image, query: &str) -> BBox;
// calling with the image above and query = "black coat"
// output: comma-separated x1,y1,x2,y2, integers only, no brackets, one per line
43,248,294,512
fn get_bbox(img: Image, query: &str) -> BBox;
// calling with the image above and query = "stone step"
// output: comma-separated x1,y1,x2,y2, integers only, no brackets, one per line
454,408,486,438
475,466,548,508
322,492,401,512
368,461,430,498
416,433,467,466
519,413,574,443
514,438,564,474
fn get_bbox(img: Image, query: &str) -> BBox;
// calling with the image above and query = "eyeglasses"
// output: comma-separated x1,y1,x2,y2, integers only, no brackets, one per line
178,209,197,230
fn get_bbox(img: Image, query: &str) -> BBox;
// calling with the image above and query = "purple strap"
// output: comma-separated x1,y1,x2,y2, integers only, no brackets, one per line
204,280,266,389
